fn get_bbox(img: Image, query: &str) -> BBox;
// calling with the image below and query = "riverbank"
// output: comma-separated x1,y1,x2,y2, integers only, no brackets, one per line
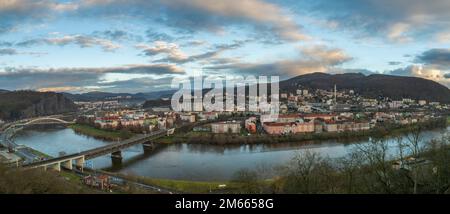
69,124,134,141
157,118,448,145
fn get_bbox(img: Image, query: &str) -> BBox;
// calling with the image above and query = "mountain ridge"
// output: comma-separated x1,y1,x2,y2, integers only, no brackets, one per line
280,72,450,103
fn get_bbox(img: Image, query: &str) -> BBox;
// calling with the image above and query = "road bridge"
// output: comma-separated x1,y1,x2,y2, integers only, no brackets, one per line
23,128,175,172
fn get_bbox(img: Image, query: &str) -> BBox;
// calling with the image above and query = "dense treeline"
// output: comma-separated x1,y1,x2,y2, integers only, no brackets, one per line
232,130,450,194
0,91,77,121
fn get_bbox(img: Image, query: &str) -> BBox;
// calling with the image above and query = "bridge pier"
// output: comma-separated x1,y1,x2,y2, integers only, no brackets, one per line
111,151,123,166
52,163,61,172
143,142,156,153
61,160,73,170
75,156,85,172
43,162,61,172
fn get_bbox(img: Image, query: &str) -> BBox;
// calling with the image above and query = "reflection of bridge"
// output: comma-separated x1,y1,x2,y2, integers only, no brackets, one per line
23,128,175,172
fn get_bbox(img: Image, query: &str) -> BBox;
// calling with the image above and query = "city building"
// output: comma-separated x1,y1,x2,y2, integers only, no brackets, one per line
263,121,314,135
211,121,241,134
180,113,196,123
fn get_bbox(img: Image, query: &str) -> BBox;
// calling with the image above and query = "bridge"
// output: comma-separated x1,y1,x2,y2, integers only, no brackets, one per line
22,128,175,172
0,116,75,151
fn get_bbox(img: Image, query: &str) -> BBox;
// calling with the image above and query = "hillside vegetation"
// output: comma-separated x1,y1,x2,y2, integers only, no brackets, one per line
0,91,77,121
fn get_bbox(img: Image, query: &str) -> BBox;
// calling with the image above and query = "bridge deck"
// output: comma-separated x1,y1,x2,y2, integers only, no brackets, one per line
23,129,168,168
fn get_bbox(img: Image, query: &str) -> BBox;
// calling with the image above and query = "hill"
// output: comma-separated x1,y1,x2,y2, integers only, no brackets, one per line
280,73,450,103
0,91,78,121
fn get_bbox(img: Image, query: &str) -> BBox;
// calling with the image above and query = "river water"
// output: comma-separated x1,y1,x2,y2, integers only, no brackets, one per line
12,127,449,181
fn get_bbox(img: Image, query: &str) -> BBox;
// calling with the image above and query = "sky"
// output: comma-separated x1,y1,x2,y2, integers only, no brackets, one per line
0,0,449,93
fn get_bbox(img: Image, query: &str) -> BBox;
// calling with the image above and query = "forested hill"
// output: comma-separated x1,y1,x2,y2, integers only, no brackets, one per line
280,73,450,103
0,91,78,121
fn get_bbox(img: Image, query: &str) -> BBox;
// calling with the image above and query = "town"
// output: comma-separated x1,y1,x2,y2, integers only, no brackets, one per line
72,85,449,138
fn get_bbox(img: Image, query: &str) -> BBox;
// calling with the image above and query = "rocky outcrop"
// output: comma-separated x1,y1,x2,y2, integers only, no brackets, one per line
0,91,78,121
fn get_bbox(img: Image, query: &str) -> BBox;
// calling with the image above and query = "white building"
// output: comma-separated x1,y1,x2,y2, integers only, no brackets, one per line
418,100,427,106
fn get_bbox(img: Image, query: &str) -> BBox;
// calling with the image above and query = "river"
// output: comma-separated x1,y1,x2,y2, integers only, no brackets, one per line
12,127,449,181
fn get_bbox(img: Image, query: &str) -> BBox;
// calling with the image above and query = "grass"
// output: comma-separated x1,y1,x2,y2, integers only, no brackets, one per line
106,172,242,193
447,116,450,125
69,124,134,141
60,170,82,182
136,177,242,193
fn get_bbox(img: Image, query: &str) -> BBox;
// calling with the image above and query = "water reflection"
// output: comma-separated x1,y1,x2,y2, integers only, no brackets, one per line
12,127,449,181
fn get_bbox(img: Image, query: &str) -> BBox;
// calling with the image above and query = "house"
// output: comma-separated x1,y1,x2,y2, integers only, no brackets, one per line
198,112,219,121
166,117,175,128
158,118,167,130
83,175,111,191
263,122,295,135
277,114,302,123
323,120,338,132
211,121,241,134
314,120,324,133
245,117,257,134
298,105,312,113
303,113,337,121
389,101,403,109
337,121,370,132
263,121,314,135
180,113,196,123
295,122,315,133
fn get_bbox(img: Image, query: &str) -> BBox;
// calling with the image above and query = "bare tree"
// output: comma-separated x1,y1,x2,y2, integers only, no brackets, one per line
356,139,393,193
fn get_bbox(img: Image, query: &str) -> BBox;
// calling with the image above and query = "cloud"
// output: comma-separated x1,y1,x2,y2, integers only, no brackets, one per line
0,41,13,47
290,0,450,42
0,48,18,55
387,22,413,43
0,64,184,92
388,65,450,87
388,61,402,66
16,34,121,52
136,41,189,62
204,45,352,77
0,0,77,34
95,76,176,93
146,29,176,42
37,86,84,93
386,48,450,87
186,40,207,46
435,31,450,43
92,30,143,42
415,48,450,68
0,48,46,56
77,0,308,42
138,39,249,64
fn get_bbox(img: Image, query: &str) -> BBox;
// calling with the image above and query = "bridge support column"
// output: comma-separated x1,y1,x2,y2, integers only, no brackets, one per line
45,163,61,172
61,160,73,170
111,151,123,166
75,156,85,172
143,142,156,153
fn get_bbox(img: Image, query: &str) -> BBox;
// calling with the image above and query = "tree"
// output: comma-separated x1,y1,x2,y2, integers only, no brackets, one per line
232,168,260,194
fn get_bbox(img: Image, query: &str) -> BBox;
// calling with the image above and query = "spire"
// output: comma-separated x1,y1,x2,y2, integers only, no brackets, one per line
334,84,337,104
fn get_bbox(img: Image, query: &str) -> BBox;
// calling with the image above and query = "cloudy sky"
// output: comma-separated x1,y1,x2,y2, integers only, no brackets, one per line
0,0,449,93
